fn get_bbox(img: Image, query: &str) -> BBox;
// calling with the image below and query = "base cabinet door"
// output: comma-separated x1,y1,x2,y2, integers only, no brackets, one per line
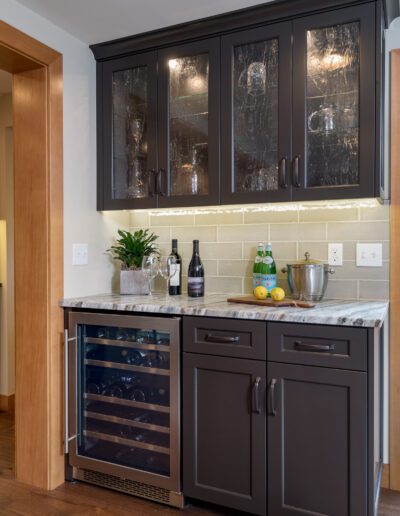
183,353,266,516
267,362,367,516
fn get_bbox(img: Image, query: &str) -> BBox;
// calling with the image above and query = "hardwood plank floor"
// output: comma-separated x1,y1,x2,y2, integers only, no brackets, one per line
0,411,399,515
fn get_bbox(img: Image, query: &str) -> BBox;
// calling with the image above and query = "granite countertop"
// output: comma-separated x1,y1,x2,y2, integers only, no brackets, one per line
60,293,389,328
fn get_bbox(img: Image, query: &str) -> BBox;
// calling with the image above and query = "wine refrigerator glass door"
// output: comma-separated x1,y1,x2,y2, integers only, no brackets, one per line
157,39,220,207
220,22,292,204
101,51,158,210
68,312,180,493
292,4,375,201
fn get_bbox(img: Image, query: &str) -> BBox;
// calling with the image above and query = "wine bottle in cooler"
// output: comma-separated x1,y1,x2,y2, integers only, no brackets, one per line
188,240,204,297
262,243,277,295
168,239,182,295
252,243,264,289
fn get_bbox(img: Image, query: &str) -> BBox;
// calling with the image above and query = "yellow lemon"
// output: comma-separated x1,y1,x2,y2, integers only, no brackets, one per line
270,287,285,302
253,286,268,300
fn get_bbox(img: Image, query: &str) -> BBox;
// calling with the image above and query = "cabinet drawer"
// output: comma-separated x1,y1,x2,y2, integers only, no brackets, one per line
268,323,367,371
183,317,266,360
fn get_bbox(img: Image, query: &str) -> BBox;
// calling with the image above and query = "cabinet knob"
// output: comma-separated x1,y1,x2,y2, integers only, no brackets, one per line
252,377,262,414
148,169,156,197
279,157,288,189
156,168,167,196
292,155,301,188
268,378,277,416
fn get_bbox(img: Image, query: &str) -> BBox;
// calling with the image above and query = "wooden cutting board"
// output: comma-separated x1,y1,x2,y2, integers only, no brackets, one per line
227,296,315,309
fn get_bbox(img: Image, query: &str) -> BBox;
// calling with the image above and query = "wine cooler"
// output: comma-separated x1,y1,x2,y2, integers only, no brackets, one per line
65,312,183,507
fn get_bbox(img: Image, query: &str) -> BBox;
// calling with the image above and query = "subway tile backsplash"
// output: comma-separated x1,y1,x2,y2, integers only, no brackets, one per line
129,201,389,300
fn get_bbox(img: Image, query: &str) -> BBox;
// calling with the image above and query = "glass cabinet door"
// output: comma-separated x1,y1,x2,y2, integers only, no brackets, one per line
157,39,220,207
220,23,292,204
292,4,375,200
101,52,158,210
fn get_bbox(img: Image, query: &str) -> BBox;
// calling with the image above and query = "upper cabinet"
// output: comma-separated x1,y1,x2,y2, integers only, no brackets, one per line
93,0,388,211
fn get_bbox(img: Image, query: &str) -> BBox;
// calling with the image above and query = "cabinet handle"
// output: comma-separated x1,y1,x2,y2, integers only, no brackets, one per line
148,168,156,197
64,329,77,454
294,340,334,353
292,155,301,187
205,333,240,344
156,168,167,196
278,157,288,188
252,377,262,414
268,378,277,416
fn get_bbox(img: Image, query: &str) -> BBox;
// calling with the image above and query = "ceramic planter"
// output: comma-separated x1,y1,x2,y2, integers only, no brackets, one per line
120,268,149,295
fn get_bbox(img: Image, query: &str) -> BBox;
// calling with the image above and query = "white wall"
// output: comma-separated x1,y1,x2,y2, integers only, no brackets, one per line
1,0,129,298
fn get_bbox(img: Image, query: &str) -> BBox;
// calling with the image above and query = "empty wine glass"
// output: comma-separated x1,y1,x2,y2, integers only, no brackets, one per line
159,256,177,291
142,254,159,295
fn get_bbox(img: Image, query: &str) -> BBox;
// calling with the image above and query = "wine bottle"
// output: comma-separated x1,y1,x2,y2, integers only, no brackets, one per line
188,240,204,297
252,242,264,289
262,243,277,295
168,239,182,295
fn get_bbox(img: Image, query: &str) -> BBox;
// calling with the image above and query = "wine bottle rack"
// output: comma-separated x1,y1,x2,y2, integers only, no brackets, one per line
84,359,170,376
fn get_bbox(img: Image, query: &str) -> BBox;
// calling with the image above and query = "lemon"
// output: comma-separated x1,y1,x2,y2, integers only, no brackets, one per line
253,286,268,300
270,287,285,302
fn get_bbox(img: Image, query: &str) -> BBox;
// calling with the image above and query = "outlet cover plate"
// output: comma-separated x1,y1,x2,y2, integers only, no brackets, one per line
72,243,88,266
356,243,382,267
328,243,343,266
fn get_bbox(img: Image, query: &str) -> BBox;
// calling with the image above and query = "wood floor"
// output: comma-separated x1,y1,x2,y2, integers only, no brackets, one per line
0,412,399,515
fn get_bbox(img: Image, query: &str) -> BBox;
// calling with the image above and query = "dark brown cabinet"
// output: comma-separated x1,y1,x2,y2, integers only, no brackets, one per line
183,353,266,516
92,0,391,210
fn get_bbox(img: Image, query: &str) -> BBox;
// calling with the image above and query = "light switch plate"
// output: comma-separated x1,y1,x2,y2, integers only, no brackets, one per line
328,243,343,266
72,243,88,265
356,243,382,267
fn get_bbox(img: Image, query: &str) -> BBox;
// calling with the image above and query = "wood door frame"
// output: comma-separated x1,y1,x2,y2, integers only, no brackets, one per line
0,20,64,489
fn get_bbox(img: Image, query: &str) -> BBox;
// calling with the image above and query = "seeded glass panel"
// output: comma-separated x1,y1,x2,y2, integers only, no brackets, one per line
233,39,279,193
306,22,360,187
169,54,209,196
112,66,149,200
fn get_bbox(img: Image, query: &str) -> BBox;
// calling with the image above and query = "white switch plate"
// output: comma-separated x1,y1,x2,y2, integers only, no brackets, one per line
356,243,382,267
328,243,343,266
72,243,88,265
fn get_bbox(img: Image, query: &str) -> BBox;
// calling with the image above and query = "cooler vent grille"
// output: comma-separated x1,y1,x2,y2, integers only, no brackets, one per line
82,469,170,504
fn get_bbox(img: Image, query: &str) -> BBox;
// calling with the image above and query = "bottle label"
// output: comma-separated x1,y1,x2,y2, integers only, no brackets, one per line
255,256,262,264
253,273,262,289
261,274,277,291
263,256,273,265
169,264,180,287
188,277,204,294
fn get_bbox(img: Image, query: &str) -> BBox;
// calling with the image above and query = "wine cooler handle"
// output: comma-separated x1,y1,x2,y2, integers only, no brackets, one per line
252,377,262,414
292,155,301,188
148,168,156,197
156,168,167,196
268,378,277,416
294,340,334,353
64,329,76,454
278,157,288,189
205,333,240,344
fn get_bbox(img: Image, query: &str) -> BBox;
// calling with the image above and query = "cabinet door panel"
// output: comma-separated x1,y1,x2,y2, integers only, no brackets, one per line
268,362,367,516
221,23,292,205
102,52,158,210
158,39,220,207
183,353,266,515
292,4,375,200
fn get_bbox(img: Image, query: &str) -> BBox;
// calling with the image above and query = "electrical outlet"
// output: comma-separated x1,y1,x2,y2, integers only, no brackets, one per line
356,243,382,267
72,243,88,265
328,243,343,266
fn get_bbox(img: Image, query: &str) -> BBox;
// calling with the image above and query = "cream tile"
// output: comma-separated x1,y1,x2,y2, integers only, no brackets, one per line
298,242,328,261
299,207,358,222
332,261,389,281
270,223,326,241
205,276,243,294
129,212,150,227
150,214,195,226
218,260,252,277
359,280,389,300
195,211,243,225
130,226,171,243
244,209,298,224
202,260,218,276
218,224,269,242
324,280,358,300
359,204,389,221
172,226,217,243
327,221,389,241
201,242,242,260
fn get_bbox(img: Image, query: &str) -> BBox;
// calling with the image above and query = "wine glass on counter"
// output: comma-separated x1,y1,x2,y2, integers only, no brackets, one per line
141,254,159,295
159,255,177,292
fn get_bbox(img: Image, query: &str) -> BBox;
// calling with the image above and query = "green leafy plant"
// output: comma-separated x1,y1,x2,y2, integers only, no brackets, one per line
108,229,159,270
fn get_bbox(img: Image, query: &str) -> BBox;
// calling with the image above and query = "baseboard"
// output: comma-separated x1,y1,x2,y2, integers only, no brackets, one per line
0,393,14,413
382,463,390,489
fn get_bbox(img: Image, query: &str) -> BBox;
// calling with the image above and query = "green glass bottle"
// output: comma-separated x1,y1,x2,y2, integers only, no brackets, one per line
261,243,277,295
252,243,264,289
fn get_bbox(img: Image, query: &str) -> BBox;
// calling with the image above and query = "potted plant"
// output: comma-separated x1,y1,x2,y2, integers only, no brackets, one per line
108,229,159,295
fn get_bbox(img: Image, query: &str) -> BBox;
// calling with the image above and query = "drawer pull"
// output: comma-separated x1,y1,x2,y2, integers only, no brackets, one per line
268,378,277,416
294,340,334,353
252,377,262,414
205,334,240,344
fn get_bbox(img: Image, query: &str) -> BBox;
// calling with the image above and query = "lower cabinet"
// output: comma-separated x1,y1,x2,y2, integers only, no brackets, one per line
267,362,368,516
183,352,267,516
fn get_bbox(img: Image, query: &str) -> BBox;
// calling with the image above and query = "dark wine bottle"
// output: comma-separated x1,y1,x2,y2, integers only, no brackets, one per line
168,239,182,295
188,240,204,297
